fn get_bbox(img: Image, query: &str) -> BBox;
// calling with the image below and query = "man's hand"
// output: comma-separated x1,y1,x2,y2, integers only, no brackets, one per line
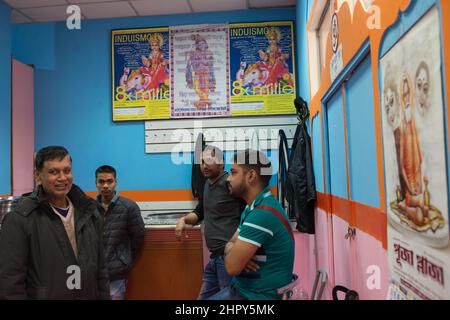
175,216,188,241
244,258,260,273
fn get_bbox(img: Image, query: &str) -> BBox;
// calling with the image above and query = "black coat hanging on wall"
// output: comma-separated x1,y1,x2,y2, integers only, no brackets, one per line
191,133,207,200
286,97,317,234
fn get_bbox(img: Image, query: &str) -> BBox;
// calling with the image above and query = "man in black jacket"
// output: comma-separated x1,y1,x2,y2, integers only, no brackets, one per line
95,165,145,300
0,146,110,299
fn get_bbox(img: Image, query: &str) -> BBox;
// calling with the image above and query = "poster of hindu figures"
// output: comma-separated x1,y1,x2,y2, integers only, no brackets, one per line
380,7,450,299
170,24,230,118
112,27,170,121
229,21,296,116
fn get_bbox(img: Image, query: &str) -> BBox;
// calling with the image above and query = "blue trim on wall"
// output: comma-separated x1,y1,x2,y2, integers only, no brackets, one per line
322,105,331,194
325,90,347,199
11,8,295,192
312,113,324,192
0,2,11,195
320,41,371,199
378,0,449,217
344,55,379,207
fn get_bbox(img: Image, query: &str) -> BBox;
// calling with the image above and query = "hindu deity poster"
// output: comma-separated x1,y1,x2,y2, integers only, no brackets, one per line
380,7,450,299
170,24,230,118
112,27,170,121
229,21,296,116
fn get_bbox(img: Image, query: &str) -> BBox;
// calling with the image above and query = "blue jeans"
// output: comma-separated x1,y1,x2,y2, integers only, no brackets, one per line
207,285,247,300
198,255,232,300
110,279,127,300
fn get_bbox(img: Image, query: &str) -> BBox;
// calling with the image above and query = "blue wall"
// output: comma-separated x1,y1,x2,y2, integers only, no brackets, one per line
325,90,348,199
12,8,296,192
345,55,379,207
312,114,324,192
0,1,11,195
296,0,312,102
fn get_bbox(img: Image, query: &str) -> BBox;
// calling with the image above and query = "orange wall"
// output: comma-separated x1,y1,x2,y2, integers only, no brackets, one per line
308,0,449,247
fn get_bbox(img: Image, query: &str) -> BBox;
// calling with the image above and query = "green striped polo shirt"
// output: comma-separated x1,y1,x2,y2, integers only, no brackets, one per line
232,187,295,300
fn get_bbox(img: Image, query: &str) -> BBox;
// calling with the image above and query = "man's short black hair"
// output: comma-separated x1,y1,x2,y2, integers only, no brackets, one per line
203,145,225,164
232,149,272,187
95,165,117,179
34,146,71,171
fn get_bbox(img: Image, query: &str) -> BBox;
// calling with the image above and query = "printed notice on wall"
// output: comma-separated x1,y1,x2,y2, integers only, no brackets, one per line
170,24,230,118
380,7,450,299
112,27,170,121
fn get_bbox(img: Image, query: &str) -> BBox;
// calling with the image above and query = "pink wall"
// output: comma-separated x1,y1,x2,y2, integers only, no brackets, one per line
293,231,316,299
12,59,34,196
200,206,389,300
332,215,353,291
293,208,389,300
353,227,389,299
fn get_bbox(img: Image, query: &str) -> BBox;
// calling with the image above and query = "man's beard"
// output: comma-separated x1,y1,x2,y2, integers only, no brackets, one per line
228,182,246,198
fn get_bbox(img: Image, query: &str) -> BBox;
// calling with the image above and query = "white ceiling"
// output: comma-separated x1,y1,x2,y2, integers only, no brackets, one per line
3,0,296,23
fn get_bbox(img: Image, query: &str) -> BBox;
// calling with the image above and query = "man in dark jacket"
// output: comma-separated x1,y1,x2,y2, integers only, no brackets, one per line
95,165,145,300
0,146,110,299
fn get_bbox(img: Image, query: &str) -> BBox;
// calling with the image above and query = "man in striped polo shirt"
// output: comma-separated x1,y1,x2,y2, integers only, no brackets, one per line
209,149,295,300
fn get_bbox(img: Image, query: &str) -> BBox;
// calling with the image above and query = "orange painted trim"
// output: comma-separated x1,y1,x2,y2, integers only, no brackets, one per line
316,191,331,213
330,194,351,223
86,186,278,202
0,194,11,199
308,0,420,217
316,192,387,249
353,201,387,249
86,189,195,202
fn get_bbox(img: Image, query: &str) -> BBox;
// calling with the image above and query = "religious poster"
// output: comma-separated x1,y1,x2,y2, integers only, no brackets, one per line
112,27,170,121
380,7,450,299
111,22,296,121
229,21,296,116
170,24,230,118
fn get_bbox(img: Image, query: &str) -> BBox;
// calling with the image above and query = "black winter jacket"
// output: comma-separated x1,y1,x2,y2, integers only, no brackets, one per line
0,185,110,299
286,121,317,234
97,193,145,281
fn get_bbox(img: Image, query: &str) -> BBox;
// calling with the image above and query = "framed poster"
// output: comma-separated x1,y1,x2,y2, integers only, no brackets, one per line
380,7,450,299
111,21,296,121
112,27,170,121
170,24,230,118
229,21,296,116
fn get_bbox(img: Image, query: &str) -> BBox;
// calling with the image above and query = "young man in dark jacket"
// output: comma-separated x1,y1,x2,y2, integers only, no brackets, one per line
95,165,145,300
0,146,110,299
